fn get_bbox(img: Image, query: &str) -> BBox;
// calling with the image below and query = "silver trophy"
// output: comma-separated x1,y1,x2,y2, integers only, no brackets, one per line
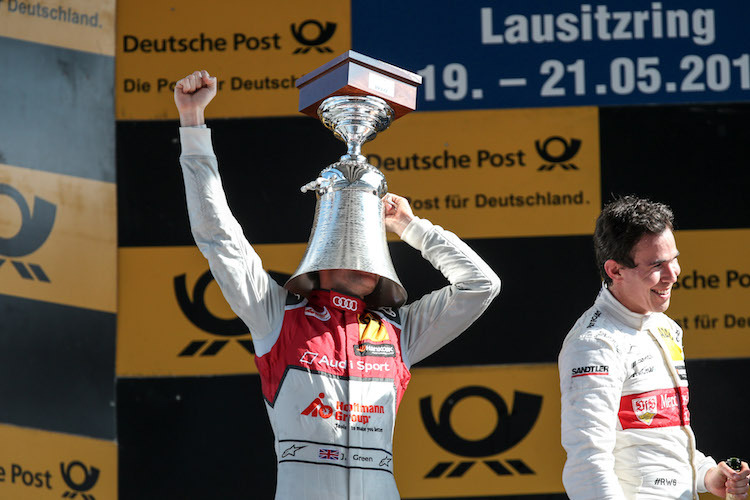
285,51,422,307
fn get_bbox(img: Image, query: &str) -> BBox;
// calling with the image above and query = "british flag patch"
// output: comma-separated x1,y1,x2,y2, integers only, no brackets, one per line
319,448,340,460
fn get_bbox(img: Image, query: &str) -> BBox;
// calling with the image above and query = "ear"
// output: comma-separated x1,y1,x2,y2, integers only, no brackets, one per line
603,259,625,283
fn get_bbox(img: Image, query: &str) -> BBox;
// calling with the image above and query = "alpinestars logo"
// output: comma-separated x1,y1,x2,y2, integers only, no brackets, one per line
174,269,253,357
420,386,542,478
0,183,56,282
535,136,581,171
282,444,306,457
305,305,330,322
60,460,100,500
290,20,336,54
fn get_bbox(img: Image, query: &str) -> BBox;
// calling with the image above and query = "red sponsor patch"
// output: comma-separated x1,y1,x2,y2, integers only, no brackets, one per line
619,387,690,429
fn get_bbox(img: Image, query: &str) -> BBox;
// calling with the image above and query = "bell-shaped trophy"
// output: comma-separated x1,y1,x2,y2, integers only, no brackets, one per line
284,51,422,308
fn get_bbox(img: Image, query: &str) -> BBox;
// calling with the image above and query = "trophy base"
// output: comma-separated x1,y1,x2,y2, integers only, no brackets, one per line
318,96,394,163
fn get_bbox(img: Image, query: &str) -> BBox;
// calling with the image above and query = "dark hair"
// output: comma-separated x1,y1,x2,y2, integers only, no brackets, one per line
594,195,674,285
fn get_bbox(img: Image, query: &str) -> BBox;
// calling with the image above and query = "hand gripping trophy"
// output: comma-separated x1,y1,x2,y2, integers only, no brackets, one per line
288,50,424,307
174,51,500,499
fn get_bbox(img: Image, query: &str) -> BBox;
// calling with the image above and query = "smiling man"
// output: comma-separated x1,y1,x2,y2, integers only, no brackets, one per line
558,196,749,500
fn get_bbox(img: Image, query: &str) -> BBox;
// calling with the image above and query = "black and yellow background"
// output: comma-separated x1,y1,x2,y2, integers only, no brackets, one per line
2,0,749,498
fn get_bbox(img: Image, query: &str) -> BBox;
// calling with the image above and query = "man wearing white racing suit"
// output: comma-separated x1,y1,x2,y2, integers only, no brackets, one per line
174,70,501,499
559,196,750,500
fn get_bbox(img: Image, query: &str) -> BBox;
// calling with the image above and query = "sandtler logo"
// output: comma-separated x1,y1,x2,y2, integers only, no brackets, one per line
535,136,581,171
290,19,336,54
0,183,56,282
420,386,542,478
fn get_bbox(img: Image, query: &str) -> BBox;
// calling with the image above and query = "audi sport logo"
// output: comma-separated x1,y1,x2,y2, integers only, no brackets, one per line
332,295,357,311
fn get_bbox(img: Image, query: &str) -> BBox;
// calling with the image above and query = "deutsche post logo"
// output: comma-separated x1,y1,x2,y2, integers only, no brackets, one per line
420,386,542,478
0,183,56,282
173,269,290,357
174,269,253,357
60,460,100,500
290,20,336,54
535,136,581,171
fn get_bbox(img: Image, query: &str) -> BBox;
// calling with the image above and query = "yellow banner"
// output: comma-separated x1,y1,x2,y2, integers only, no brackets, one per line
393,363,565,497
669,229,750,359
0,423,116,499
117,244,306,377
116,0,350,120
370,107,601,239
0,0,114,55
0,164,116,312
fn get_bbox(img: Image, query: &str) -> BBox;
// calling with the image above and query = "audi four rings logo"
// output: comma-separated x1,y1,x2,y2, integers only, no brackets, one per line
332,296,357,311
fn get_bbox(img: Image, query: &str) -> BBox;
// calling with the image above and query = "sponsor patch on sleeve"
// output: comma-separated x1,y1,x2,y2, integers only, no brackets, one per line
619,387,690,429
571,365,609,377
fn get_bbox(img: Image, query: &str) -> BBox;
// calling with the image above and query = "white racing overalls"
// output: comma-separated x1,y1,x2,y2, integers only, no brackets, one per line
179,127,501,499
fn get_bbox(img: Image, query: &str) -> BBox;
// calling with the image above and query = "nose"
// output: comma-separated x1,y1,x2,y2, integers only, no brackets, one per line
664,259,681,282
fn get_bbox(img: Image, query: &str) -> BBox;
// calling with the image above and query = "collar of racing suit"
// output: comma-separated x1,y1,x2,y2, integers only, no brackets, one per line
307,289,367,315
598,285,663,331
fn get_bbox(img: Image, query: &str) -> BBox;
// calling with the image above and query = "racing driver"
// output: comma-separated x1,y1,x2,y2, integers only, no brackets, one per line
558,195,749,499
174,70,501,499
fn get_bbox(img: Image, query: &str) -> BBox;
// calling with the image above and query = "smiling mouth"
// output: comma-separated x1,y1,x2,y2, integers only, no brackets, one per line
652,288,671,297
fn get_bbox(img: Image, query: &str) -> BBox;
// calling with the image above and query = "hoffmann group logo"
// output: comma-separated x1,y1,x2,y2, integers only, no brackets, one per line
420,386,542,478
302,392,384,425
0,183,56,282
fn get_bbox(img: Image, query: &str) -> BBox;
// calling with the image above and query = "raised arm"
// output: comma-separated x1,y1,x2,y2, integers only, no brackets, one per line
389,194,500,367
174,70,217,126
175,70,287,353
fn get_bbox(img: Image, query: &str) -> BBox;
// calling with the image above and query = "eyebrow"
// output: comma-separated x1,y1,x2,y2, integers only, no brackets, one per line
647,251,680,267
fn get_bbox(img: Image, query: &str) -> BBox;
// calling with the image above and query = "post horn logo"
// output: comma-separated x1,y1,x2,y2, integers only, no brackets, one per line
173,269,291,357
420,386,542,478
535,136,581,171
60,460,99,500
0,183,56,282
290,20,336,54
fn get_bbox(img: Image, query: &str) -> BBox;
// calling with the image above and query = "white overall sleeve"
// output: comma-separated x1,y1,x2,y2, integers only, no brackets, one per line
559,331,628,500
398,217,501,367
179,127,286,353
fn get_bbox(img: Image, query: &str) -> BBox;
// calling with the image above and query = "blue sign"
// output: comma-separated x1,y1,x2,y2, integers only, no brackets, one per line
352,0,750,110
